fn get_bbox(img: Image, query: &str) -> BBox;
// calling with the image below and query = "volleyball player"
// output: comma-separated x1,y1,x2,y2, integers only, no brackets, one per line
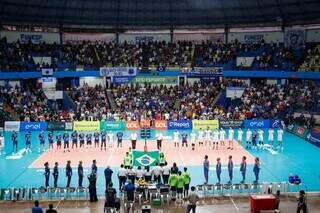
246,129,252,149
173,129,180,147
86,133,92,147
108,131,114,148
12,131,18,154
63,131,70,152
79,132,85,148
181,131,188,147
116,131,123,148
258,129,264,148
94,130,100,148
71,130,78,149
219,128,226,147
228,127,234,150
277,128,284,150
48,131,54,149
25,131,31,153
190,131,197,147
204,126,212,146
213,128,219,149
198,128,204,146
56,133,62,149
268,128,274,146
39,130,45,153
101,129,107,151
237,128,243,145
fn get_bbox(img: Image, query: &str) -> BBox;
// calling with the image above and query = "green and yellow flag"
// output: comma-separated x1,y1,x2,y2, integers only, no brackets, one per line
132,150,160,167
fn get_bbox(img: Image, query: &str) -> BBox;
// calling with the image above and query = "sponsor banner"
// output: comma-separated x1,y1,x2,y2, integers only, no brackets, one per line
65,122,73,130
20,122,47,131
132,150,160,167
192,120,219,130
167,120,192,130
189,67,223,75
174,33,224,42
63,32,115,43
270,119,282,128
244,120,270,128
118,33,171,43
140,119,151,128
100,121,126,131
126,121,140,130
4,121,20,131
73,121,100,131
47,122,65,131
100,67,137,77
112,76,134,84
132,76,179,85
236,57,255,67
0,30,59,44
219,120,243,128
307,128,320,146
244,34,264,44
154,120,168,130
286,124,309,139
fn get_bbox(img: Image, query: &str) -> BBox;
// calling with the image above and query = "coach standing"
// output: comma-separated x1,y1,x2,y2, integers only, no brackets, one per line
104,166,113,189
66,160,72,188
78,161,84,187
203,155,209,184
156,131,163,150
228,155,233,184
53,162,59,188
44,162,50,187
253,157,261,183
216,158,222,184
240,156,247,183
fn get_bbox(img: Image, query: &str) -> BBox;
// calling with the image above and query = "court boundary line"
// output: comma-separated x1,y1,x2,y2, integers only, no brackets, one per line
229,195,239,211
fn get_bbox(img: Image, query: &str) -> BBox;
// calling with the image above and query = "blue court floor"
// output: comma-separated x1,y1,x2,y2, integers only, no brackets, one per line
1,129,320,195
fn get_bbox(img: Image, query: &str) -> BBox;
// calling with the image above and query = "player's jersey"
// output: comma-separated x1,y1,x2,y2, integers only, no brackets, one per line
198,131,204,141
237,129,243,141
258,130,264,141
268,129,274,141
277,129,283,141
213,130,219,141
108,132,114,143
246,130,252,141
205,130,211,140
229,129,234,140
173,131,180,142
219,130,226,141
190,132,196,142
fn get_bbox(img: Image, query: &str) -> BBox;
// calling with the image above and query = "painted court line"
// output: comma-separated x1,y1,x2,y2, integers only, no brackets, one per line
106,146,116,165
229,195,239,211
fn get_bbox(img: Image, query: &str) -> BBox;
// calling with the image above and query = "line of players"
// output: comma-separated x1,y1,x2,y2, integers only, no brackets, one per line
10,129,125,154
169,127,284,150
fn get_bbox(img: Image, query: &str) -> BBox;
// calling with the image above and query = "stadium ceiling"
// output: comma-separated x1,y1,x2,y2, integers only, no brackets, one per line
1,0,320,29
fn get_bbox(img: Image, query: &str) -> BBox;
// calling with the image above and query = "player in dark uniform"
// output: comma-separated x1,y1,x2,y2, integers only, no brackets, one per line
44,162,50,187
12,131,18,153
25,131,31,153
66,160,72,187
56,133,62,149
39,130,45,153
71,131,78,149
116,131,123,148
182,131,188,147
101,130,107,151
94,130,100,148
53,162,59,188
86,133,92,147
48,132,54,149
63,132,70,152
79,133,85,148
78,161,84,187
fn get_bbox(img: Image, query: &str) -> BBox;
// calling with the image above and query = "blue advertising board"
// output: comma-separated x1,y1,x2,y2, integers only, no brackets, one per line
244,120,270,129
167,120,192,130
307,128,320,148
19,122,47,131
112,76,134,84
270,119,282,128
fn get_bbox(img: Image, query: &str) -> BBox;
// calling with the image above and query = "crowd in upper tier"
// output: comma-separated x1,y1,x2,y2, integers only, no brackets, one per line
1,37,319,72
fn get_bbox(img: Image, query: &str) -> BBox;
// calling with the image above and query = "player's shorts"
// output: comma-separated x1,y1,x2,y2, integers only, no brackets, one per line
184,184,189,190
177,188,183,194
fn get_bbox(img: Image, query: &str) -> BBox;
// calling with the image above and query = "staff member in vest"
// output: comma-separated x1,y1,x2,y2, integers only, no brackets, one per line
159,151,166,166
25,131,31,153
124,152,131,169
71,130,78,149
56,133,62,149
78,161,84,187
63,132,70,152
39,130,45,153
79,132,85,148
203,155,209,184
94,130,100,148
253,157,261,183
53,162,59,188
162,162,170,184
116,131,123,148
182,167,191,197
156,131,163,150
12,131,18,153
118,164,127,191
44,162,50,187
48,132,54,149
240,156,247,183
216,158,222,184
227,155,233,184
130,131,137,150
66,160,72,188
101,129,107,151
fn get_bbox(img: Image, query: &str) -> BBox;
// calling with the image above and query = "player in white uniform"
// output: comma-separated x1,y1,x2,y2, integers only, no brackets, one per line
198,129,204,146
205,127,212,146
219,128,226,147
228,127,234,150
173,130,180,147
213,129,220,149
258,129,264,148
277,128,284,150
246,129,252,149
237,128,243,145
108,131,114,147
190,132,197,145
268,128,274,146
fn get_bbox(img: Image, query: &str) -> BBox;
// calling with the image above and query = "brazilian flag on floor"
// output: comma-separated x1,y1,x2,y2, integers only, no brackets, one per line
132,150,160,167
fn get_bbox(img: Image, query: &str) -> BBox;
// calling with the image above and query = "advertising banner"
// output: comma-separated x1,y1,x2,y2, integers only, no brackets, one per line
244,120,270,129
112,76,134,84
65,122,73,130
47,122,66,131
4,121,20,131
219,120,243,128
189,67,223,75
244,34,264,43
63,32,115,43
140,119,151,128
126,121,140,130
100,67,137,77
287,124,309,139
100,121,126,131
192,120,219,130
236,57,255,67
19,122,47,131
132,76,179,85
307,128,320,147
132,150,160,167
270,119,282,128
154,120,168,130
167,120,192,130
73,121,100,131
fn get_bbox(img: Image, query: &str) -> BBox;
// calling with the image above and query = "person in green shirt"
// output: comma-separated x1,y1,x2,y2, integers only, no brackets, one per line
177,171,185,199
124,152,131,169
182,167,191,197
159,152,166,166
168,171,178,198
128,148,133,162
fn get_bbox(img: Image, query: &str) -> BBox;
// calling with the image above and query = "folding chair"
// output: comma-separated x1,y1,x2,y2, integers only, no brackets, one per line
159,187,170,206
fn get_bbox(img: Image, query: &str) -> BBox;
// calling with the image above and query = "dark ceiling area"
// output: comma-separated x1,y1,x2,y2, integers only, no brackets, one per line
1,0,320,28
